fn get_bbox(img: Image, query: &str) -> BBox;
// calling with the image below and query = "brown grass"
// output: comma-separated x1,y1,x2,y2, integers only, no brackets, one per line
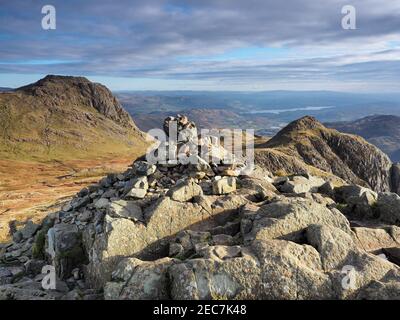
0,154,142,243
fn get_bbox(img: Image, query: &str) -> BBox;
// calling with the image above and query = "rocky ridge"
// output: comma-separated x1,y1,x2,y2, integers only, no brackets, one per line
1,115,400,300
326,115,400,163
256,116,394,193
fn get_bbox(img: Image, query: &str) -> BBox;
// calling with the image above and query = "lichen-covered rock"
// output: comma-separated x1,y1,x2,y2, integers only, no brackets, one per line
247,198,352,243
356,278,400,300
306,224,358,270
376,192,400,224
168,246,261,300
335,185,377,203
85,196,221,288
279,175,325,194
105,257,177,300
212,177,236,195
133,161,156,176
252,239,336,299
47,223,87,279
166,178,203,202
304,224,400,299
107,200,143,221
353,227,399,252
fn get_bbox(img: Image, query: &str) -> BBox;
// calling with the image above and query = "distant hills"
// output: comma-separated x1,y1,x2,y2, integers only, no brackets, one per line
326,115,400,162
0,75,147,161
116,90,400,136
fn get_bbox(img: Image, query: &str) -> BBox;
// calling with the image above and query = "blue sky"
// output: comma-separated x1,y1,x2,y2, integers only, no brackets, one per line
0,0,400,92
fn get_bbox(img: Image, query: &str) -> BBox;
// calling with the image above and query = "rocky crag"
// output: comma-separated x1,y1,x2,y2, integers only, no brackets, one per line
1,115,400,300
326,115,400,163
256,116,397,193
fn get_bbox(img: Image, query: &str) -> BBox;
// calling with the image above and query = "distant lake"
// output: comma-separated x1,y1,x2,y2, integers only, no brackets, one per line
245,106,334,114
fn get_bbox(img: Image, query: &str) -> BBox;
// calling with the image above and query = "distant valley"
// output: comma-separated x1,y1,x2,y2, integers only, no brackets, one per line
116,90,400,137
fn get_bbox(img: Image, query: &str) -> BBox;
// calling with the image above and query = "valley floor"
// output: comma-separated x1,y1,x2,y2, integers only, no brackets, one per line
0,157,136,242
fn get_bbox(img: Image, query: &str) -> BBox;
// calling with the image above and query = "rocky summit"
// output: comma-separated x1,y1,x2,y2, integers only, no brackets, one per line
1,115,400,300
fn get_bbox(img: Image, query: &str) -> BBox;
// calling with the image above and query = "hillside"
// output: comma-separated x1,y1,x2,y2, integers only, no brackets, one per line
326,115,400,162
255,116,393,192
0,75,147,161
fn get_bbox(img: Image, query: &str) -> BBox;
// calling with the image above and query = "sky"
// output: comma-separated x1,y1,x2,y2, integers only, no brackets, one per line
0,0,400,92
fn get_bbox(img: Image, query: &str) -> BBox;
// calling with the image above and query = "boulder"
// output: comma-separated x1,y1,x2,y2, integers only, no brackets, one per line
169,239,336,300
47,223,87,279
335,185,376,203
170,230,212,259
306,224,358,270
382,247,400,266
318,181,335,198
125,176,148,199
252,239,335,299
20,220,40,240
328,252,400,299
304,224,400,299
166,179,203,202
168,246,261,300
133,161,156,176
104,257,177,300
345,191,377,219
390,163,400,195
85,196,218,288
280,175,325,194
125,188,147,199
357,277,400,300
353,227,399,252
376,192,400,224
212,177,236,195
247,198,352,243
108,200,143,221
94,198,110,209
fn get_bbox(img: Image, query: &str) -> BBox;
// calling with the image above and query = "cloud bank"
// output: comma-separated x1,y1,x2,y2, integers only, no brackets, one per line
0,0,400,90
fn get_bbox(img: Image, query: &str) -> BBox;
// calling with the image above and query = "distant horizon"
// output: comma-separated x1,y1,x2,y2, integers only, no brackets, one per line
1,73,400,96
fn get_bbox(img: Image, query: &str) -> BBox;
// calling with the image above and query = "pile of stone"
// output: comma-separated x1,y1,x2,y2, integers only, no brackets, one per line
1,115,400,300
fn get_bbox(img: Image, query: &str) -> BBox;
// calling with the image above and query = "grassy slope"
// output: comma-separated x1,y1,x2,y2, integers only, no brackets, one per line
0,91,148,162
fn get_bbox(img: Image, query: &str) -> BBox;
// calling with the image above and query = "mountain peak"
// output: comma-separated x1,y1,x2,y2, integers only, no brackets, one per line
0,76,146,161
17,75,91,92
15,75,137,130
262,115,392,192
282,115,324,132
